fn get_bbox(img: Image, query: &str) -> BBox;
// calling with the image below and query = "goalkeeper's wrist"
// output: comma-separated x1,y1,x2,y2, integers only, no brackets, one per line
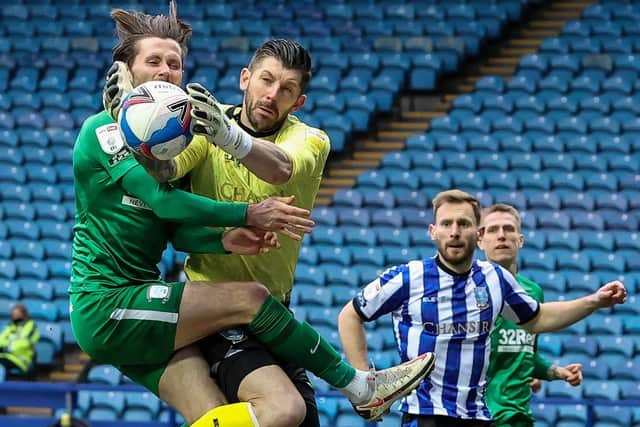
218,123,253,160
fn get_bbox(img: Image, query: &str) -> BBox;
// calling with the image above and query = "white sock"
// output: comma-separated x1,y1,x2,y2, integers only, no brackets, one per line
339,369,374,405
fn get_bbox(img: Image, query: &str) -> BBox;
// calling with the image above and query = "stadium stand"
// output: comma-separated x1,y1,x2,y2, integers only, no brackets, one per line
2,0,639,426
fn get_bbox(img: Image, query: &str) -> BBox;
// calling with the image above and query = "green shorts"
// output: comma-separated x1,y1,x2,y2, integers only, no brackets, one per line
70,281,185,395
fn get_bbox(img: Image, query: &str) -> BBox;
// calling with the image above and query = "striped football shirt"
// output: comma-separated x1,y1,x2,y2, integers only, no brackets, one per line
352,256,540,420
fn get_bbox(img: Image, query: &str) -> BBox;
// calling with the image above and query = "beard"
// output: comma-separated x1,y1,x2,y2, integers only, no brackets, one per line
436,240,475,270
244,93,287,133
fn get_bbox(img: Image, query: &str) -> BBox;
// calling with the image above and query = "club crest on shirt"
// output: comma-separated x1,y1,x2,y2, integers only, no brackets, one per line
96,123,125,154
474,286,489,310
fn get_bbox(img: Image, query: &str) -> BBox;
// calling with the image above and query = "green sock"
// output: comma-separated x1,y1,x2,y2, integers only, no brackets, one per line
246,294,356,388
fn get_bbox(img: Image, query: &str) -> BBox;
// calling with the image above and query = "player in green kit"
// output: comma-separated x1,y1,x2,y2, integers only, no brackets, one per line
478,204,583,427
92,4,436,427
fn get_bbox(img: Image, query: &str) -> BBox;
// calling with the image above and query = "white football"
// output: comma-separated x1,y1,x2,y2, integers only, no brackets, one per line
118,81,192,160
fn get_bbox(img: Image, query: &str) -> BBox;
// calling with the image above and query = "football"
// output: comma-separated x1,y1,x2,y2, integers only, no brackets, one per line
118,80,192,160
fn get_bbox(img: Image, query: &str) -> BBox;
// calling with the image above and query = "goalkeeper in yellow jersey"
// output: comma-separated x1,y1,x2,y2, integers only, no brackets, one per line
173,40,330,426
104,38,436,426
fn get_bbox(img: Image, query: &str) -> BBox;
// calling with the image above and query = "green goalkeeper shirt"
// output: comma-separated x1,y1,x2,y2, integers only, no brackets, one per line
71,111,248,293
486,274,552,426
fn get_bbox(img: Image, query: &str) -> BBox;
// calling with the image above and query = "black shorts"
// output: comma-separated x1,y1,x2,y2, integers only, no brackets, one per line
401,414,495,427
198,330,320,427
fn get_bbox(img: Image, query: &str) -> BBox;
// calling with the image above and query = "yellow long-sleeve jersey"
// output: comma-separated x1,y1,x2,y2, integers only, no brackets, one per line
174,106,330,301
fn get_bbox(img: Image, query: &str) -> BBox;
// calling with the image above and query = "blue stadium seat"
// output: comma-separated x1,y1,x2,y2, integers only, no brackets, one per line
293,284,333,307
48,260,71,279
4,202,35,221
537,334,563,357
376,228,410,247
562,135,596,155
521,230,545,250
35,340,56,366
595,193,629,212
297,246,317,266
6,220,39,240
307,307,341,328
619,379,640,400
623,317,640,334
39,220,72,241
88,391,126,419
574,154,608,173
39,321,63,352
41,239,71,260
335,413,366,427
527,192,561,210
598,336,634,359
582,358,610,380
570,211,605,231
336,208,370,227
361,188,396,208
520,250,555,271
11,67,39,92
586,314,623,335
400,208,432,228
330,285,358,306
593,405,633,427
561,192,595,211
535,210,570,229
371,209,403,228
580,230,614,251
23,299,57,322
532,403,557,426
0,280,19,300
583,380,621,400
394,189,427,209
534,135,565,154
352,247,385,267
124,392,162,421
311,226,344,246
0,261,16,281
343,226,376,247
311,207,337,227
294,265,325,287
20,279,53,301
493,191,527,212
316,245,351,266
603,211,638,232
25,164,57,185
34,203,68,223
545,230,579,250
546,381,583,400
384,247,420,266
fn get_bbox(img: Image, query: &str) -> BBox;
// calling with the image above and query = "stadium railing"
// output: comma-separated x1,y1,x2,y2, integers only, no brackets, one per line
0,381,639,427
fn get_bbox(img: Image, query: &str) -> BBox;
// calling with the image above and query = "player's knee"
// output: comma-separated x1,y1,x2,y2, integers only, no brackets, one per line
243,281,270,313
268,391,306,427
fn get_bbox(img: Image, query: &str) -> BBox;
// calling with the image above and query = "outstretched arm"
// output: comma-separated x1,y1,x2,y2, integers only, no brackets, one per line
187,83,293,184
522,281,626,333
121,164,248,227
121,165,314,235
171,225,279,255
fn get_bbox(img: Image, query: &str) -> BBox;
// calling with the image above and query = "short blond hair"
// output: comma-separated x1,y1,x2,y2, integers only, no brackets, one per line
481,203,521,230
432,189,481,225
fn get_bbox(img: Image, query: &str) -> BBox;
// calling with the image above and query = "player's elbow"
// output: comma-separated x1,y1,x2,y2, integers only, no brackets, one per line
338,303,363,328
265,162,292,184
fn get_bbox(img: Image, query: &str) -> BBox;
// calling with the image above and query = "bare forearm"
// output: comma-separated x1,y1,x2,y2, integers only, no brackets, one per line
338,304,370,371
523,296,599,333
240,138,292,184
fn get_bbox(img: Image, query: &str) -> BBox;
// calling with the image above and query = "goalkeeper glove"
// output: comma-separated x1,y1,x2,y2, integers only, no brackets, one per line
186,82,253,160
103,61,133,122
